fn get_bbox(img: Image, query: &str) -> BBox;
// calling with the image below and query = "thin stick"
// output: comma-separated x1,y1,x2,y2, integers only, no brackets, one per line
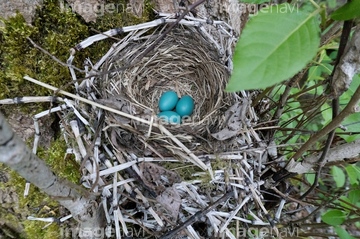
299,19,353,199
23,76,207,170
271,186,310,206
26,37,84,73
291,84,360,161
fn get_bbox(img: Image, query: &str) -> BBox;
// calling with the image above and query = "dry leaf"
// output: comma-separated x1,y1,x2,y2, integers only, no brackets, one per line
139,162,181,194
212,102,246,140
156,186,181,219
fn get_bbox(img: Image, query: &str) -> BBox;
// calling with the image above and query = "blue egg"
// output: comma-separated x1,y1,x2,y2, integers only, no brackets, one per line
158,91,179,111
157,111,181,124
176,95,194,117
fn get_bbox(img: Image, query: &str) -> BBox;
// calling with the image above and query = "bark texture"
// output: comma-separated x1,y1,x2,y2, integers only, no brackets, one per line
331,24,360,98
287,138,360,174
0,112,104,239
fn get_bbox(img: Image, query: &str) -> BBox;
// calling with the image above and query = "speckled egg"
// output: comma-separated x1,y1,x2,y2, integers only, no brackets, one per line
157,111,181,124
158,91,179,112
175,95,194,117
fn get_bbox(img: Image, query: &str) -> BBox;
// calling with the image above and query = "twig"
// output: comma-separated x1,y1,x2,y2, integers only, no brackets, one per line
26,37,84,73
333,20,354,67
330,24,360,98
271,186,309,206
320,21,343,46
23,76,208,170
300,19,353,198
291,82,360,161
159,190,234,239
288,139,360,172
135,0,206,62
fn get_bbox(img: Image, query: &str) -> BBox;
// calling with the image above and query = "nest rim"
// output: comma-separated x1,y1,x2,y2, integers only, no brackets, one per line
100,26,236,137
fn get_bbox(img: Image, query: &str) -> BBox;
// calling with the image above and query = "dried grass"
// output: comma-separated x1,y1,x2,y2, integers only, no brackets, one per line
99,25,236,143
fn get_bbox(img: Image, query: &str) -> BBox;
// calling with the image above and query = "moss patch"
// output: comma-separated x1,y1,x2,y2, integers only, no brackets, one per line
0,0,154,237
0,0,154,103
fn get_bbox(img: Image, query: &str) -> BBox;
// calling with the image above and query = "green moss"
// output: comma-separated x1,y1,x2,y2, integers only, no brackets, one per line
23,221,61,239
13,138,80,210
0,0,154,237
0,0,154,106
37,138,81,184
8,171,58,214
0,1,89,100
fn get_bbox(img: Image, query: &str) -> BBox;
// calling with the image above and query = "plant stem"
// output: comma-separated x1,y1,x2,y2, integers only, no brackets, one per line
292,83,360,161
300,19,353,198
308,0,320,9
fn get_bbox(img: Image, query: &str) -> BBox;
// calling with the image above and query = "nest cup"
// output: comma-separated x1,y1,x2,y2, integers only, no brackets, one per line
100,24,235,141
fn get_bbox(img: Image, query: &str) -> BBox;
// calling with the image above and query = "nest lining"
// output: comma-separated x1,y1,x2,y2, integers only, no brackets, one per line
100,26,235,136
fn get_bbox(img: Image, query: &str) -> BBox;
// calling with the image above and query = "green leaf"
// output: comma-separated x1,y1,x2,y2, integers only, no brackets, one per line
322,209,347,226
336,74,360,142
349,190,360,205
334,226,356,239
226,3,320,91
356,221,360,229
331,166,346,188
305,173,315,185
331,1,360,21
345,165,360,185
327,0,337,9
339,196,353,211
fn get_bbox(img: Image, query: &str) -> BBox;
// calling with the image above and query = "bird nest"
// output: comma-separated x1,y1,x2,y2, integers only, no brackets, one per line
78,15,240,164
41,13,292,239
101,27,234,136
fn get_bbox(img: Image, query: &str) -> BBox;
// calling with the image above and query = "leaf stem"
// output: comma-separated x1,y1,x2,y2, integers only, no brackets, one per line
308,0,321,9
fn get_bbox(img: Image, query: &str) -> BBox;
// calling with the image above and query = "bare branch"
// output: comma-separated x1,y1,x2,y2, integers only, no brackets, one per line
290,24,360,163
26,37,85,73
330,24,360,98
0,113,104,239
287,138,360,174
300,20,354,199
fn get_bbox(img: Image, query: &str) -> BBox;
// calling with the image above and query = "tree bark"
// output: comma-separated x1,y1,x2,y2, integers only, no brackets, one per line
0,112,104,239
286,137,360,174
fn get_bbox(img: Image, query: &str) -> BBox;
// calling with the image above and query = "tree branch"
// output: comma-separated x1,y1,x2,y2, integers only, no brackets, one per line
290,24,360,163
287,137,360,174
0,113,104,239
300,19,353,199
331,24,360,98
